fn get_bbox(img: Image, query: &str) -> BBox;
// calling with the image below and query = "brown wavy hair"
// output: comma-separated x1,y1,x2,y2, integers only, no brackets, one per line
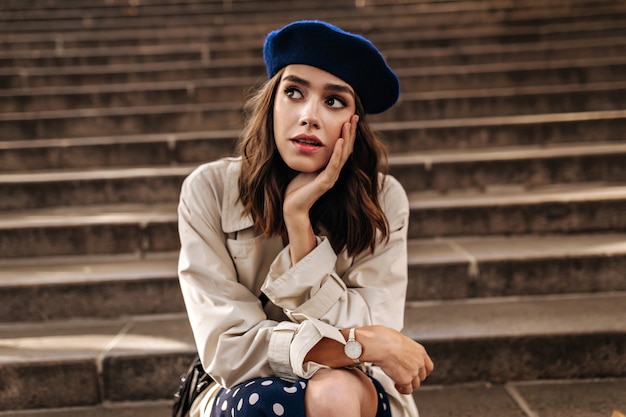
237,69,389,256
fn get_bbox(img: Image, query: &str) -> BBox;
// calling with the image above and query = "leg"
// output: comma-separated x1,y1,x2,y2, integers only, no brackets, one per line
304,368,378,417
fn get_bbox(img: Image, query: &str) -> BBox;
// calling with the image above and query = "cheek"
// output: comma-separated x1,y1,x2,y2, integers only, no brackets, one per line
328,117,349,141
273,100,295,132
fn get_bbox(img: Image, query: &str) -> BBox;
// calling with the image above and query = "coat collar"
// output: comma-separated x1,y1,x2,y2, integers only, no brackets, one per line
221,158,254,233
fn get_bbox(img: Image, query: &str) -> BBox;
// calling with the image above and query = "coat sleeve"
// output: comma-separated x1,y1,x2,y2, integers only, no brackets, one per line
261,175,410,379
178,164,278,387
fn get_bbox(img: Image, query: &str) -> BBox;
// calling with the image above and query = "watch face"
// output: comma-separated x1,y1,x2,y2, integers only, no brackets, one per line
344,340,362,360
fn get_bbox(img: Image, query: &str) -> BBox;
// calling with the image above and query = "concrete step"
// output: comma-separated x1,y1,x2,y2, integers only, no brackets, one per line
1,233,624,322
1,0,620,26
414,379,626,417
0,78,257,112
392,56,626,92
0,58,262,89
2,141,626,208
0,183,624,257
389,141,626,193
405,292,626,384
3,36,625,89
3,379,626,417
1,6,624,56
0,400,172,417
407,182,626,238
0,165,189,210
2,93,625,142
0,0,615,12
2,1,624,37
2,133,624,177
385,36,626,68
1,115,624,172
5,31,619,67
1,292,624,411
0,203,178,259
0,102,247,140
0,314,197,411
0,0,359,25
2,14,625,67
0,42,214,68
3,75,625,116
4,52,625,97
379,81,626,123
406,233,626,301
0,130,237,173
0,252,183,322
2,7,626,58
378,109,626,154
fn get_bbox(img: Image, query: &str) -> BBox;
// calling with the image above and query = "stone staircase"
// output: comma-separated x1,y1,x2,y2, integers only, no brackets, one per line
1,0,625,416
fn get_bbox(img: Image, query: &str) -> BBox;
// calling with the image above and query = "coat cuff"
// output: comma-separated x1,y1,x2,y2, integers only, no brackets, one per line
290,317,346,378
268,321,299,381
268,318,347,381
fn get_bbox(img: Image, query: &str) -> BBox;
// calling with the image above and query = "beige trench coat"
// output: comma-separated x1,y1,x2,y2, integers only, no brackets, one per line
178,157,419,417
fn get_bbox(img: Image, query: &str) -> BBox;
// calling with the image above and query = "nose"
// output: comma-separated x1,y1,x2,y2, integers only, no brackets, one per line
299,100,321,129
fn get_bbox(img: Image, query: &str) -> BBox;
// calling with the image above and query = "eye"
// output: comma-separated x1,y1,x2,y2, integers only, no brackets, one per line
285,87,303,99
326,96,347,109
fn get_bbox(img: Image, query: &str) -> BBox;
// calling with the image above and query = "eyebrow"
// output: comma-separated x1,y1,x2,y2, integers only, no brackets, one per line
282,74,355,97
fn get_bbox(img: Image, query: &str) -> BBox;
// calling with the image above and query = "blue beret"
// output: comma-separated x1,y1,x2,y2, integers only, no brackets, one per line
263,20,400,114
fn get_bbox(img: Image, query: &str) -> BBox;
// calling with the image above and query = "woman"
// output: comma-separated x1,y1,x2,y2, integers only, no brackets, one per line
177,20,434,417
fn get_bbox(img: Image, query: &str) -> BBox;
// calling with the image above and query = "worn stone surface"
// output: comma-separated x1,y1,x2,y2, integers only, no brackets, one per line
408,184,626,238
5,380,626,416
0,361,101,410
0,401,172,417
103,317,197,402
513,379,626,417
0,316,195,410
414,383,527,417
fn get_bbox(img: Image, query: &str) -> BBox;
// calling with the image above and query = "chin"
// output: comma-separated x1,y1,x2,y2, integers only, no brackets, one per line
286,162,322,173
283,156,328,174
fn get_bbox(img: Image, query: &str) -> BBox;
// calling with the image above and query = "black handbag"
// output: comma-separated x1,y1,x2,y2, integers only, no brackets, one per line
172,356,213,417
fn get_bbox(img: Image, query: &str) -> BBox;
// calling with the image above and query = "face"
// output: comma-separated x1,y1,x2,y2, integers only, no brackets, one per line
273,64,357,173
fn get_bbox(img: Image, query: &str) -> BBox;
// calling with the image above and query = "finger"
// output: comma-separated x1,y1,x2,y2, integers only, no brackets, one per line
350,114,359,139
426,356,435,375
336,117,356,164
338,122,351,160
418,367,427,382
318,138,344,186
344,115,358,158
395,383,413,395
412,376,421,390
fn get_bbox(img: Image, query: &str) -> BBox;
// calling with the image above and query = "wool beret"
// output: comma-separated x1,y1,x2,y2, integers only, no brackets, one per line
263,20,400,114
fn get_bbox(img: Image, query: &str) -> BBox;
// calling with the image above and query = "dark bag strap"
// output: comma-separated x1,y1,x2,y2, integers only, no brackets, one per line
172,356,213,417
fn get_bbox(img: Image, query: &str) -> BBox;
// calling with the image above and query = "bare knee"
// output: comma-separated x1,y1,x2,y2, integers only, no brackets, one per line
305,368,377,417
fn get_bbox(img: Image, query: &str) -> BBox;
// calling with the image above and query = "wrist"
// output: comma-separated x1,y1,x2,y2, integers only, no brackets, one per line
283,214,315,265
350,326,384,365
283,210,311,230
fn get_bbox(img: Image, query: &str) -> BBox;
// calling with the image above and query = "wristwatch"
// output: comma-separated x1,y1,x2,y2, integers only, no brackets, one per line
344,328,363,364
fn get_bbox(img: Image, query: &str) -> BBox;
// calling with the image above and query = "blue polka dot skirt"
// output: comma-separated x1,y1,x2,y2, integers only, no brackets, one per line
210,373,391,417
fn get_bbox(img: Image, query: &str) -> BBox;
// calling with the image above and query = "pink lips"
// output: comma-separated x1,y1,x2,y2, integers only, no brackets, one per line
290,135,323,153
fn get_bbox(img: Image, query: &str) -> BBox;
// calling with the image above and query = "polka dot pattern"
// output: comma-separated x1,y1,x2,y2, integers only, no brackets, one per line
210,374,391,417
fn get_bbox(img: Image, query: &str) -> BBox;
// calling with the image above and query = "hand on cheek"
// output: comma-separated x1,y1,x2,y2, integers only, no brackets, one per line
285,113,358,212
338,114,358,166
